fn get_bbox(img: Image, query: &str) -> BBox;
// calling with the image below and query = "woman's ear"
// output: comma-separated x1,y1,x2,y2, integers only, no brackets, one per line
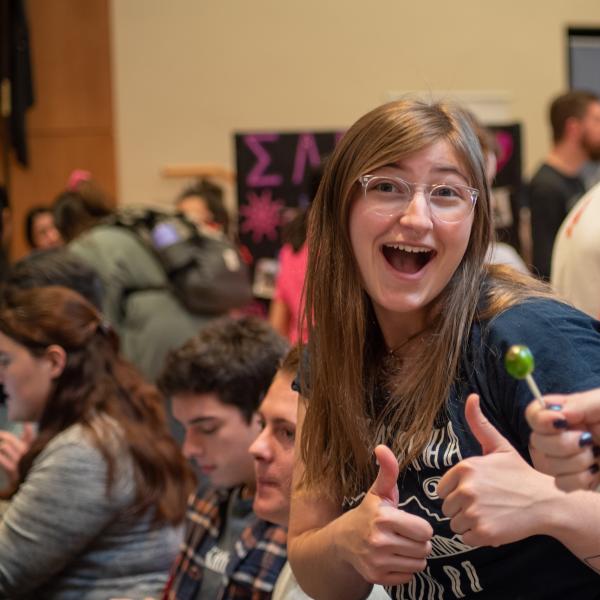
44,344,67,379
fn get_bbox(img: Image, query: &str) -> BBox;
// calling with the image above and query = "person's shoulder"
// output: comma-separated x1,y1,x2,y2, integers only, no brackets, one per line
70,223,163,280
529,164,565,193
31,424,106,479
71,223,148,258
40,416,126,469
98,223,148,246
530,162,555,183
561,182,600,228
530,162,550,180
469,297,600,392
481,297,599,353
476,297,600,401
488,297,586,329
43,422,94,452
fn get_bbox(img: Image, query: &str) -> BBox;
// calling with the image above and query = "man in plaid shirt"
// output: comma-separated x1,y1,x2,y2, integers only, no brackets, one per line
158,317,289,600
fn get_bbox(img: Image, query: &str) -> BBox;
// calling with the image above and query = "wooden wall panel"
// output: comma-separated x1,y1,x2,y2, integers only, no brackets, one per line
26,0,113,132
5,0,116,260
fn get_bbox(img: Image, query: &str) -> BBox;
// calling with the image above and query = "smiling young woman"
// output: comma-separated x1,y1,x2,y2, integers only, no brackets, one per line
287,98,600,600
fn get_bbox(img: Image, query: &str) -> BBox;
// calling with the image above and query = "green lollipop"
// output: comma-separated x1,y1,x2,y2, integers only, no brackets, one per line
504,345,544,407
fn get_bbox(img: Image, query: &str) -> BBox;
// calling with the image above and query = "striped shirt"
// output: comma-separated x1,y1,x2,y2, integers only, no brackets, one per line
163,487,287,600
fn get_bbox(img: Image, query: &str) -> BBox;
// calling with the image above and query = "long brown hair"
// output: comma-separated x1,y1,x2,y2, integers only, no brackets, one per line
300,99,551,500
0,286,194,524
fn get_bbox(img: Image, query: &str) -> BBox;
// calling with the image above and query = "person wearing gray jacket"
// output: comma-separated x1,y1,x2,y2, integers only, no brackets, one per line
0,285,195,599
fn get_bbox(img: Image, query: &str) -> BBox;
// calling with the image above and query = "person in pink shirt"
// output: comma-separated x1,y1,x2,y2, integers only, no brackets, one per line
270,235,308,343
269,167,324,343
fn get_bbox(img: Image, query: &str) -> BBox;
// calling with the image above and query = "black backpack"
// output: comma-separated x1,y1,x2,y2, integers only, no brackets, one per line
107,208,253,315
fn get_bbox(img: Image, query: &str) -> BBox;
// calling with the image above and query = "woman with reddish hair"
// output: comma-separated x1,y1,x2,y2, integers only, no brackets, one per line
0,286,194,599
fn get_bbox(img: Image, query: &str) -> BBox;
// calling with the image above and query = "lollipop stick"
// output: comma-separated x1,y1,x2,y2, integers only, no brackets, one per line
525,374,544,408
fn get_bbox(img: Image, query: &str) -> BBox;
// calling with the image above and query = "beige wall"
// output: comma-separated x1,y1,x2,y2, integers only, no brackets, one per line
110,0,600,208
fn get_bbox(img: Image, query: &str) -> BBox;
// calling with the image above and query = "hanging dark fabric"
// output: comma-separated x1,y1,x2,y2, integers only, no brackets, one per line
1,0,34,167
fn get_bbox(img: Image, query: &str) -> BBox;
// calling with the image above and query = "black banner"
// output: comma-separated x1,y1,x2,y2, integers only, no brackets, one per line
234,124,523,297
234,131,342,297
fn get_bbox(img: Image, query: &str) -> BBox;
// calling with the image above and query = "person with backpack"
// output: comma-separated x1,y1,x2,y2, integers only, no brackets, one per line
52,183,251,378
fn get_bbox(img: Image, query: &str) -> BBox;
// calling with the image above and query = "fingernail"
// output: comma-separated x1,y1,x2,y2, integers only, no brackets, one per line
553,419,568,429
589,463,599,474
593,446,600,458
546,404,563,411
579,432,594,447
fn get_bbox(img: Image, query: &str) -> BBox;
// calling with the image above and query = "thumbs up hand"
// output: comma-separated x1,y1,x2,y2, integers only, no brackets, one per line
370,444,401,505
438,394,562,548
336,445,433,587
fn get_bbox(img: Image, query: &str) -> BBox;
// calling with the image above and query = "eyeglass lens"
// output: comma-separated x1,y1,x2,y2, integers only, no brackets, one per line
363,176,475,223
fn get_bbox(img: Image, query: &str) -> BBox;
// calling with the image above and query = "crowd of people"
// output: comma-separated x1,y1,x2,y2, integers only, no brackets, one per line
0,92,598,599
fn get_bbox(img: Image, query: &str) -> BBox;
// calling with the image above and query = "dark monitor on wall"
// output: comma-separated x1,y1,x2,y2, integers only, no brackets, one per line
568,27,600,95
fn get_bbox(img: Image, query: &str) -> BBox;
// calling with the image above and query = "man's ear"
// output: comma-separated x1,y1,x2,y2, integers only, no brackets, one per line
565,115,583,140
44,344,67,379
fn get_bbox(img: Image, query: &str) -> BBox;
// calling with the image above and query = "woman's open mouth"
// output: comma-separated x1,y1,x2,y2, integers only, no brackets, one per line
382,243,436,275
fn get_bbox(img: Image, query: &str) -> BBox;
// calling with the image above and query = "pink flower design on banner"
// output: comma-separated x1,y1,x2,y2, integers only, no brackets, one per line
240,190,284,243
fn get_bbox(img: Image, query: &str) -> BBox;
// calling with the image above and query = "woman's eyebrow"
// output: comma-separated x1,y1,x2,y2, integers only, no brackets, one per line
430,165,467,178
271,417,295,427
383,163,468,180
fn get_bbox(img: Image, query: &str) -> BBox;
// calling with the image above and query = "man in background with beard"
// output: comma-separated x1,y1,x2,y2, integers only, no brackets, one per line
529,90,600,280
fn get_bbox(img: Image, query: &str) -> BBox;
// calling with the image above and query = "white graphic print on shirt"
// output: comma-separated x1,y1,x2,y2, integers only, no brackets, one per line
344,419,484,599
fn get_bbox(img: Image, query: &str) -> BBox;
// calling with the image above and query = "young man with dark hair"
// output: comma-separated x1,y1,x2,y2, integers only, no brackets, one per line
158,316,289,600
529,90,600,279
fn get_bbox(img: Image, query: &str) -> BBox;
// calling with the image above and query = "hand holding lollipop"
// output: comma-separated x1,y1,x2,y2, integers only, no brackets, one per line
505,345,544,407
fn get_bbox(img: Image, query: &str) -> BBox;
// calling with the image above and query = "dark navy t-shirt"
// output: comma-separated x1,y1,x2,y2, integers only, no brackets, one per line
300,299,600,599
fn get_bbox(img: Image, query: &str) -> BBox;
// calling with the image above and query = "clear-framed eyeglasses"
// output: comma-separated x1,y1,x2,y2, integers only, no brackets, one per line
358,174,478,223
